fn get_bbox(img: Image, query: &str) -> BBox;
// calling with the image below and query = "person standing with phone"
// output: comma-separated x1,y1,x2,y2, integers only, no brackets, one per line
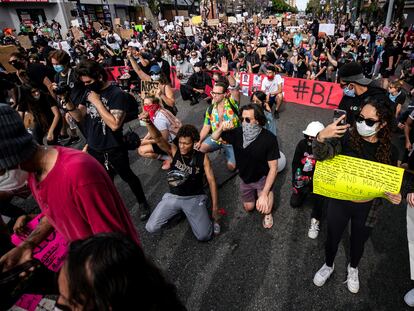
312,98,402,294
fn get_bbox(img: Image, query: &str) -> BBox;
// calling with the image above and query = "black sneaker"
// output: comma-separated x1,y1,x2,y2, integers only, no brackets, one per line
63,136,81,146
190,98,199,106
274,110,280,119
139,202,151,221
58,134,70,142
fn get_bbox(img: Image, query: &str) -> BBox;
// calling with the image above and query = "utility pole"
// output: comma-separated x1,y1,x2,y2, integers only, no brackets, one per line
385,0,395,26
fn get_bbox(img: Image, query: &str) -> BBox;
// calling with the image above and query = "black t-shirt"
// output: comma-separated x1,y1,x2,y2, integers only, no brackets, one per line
222,127,280,183
54,68,86,106
26,63,50,93
18,93,57,130
82,85,128,151
340,132,399,165
169,150,205,196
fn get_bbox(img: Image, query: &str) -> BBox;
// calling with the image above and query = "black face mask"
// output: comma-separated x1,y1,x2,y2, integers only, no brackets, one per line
12,61,25,70
86,81,102,93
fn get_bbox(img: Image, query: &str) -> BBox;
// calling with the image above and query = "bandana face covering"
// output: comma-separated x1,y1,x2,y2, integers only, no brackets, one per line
143,103,160,122
242,123,262,148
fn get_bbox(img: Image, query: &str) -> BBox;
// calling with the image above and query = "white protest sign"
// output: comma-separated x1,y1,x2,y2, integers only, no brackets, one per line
319,23,335,36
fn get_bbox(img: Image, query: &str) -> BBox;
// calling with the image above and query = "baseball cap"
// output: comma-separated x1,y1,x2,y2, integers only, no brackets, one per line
338,62,372,85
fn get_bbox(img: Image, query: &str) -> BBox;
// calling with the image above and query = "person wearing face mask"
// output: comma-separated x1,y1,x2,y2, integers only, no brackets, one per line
312,98,404,294
388,80,406,119
9,52,55,97
361,53,374,79
138,96,181,170
131,62,177,115
186,61,213,106
189,51,200,66
49,50,82,146
67,60,151,221
260,65,284,119
290,122,326,239
205,53,217,71
245,45,261,74
312,52,328,81
17,86,61,145
173,53,194,104
211,104,280,229
338,62,394,124
152,49,171,83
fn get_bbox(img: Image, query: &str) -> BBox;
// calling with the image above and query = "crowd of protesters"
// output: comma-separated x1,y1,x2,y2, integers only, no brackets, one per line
1,13,414,309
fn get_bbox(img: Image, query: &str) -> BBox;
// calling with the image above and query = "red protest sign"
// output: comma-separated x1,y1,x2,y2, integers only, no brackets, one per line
283,77,342,110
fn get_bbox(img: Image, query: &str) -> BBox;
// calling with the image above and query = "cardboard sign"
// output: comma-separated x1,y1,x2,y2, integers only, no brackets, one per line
207,19,220,26
159,20,167,27
120,28,134,39
192,16,202,25
184,26,193,37
314,155,404,201
93,21,102,32
0,45,19,73
283,77,342,110
228,16,237,24
71,19,80,28
318,23,335,36
71,27,82,41
141,80,160,98
17,35,32,49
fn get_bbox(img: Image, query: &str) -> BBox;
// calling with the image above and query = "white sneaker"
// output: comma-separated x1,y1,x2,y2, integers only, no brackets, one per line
344,264,360,294
308,218,320,239
313,263,334,287
404,288,414,307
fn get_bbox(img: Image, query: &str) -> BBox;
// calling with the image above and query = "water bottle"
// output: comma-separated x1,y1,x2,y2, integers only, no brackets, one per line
294,168,304,188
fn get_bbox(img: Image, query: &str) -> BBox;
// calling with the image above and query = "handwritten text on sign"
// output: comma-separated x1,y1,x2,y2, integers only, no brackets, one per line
313,155,404,201
283,77,343,110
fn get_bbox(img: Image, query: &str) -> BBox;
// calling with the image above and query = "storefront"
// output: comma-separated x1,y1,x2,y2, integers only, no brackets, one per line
79,4,112,26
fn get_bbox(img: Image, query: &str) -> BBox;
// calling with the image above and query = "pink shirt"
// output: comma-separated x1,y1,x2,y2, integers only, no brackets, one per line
28,147,140,244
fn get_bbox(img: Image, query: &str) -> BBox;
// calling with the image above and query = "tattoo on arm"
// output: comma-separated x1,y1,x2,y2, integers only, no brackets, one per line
110,109,126,123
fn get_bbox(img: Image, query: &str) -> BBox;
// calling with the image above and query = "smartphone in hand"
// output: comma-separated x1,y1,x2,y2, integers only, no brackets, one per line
333,109,347,125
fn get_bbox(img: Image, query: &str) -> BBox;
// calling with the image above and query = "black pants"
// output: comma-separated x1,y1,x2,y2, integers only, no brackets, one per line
325,199,373,268
88,147,147,204
290,186,325,220
180,84,201,102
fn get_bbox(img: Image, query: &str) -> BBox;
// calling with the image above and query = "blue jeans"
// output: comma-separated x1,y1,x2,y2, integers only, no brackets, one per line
203,136,236,165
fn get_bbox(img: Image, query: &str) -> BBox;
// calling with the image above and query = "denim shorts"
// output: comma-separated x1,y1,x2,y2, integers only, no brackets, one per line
203,135,236,165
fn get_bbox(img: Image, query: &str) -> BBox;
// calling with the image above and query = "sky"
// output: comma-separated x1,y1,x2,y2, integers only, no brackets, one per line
296,0,308,11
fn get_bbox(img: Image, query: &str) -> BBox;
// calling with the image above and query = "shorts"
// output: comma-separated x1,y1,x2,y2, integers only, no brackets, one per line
240,176,267,203
203,136,236,165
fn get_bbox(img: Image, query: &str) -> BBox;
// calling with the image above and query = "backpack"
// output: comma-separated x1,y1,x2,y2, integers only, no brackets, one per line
158,107,182,136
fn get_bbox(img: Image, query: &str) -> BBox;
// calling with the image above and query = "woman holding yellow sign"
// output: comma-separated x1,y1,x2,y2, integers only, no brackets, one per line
311,97,401,294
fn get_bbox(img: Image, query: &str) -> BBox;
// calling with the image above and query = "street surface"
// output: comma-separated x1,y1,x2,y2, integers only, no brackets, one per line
14,92,412,310
121,92,412,311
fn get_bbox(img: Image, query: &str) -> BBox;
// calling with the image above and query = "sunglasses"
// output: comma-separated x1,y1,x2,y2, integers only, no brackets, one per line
356,115,379,127
241,117,253,123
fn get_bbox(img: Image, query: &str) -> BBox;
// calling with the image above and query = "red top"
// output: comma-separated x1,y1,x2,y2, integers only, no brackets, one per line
28,147,140,244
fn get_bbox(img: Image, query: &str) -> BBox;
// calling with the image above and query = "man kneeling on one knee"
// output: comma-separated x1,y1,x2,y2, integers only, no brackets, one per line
140,111,219,241
212,104,280,228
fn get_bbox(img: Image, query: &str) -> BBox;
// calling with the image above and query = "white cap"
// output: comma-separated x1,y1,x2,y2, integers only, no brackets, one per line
127,41,141,49
302,121,325,137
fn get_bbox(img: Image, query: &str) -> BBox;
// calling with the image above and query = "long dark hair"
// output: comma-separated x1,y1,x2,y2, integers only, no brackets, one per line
350,97,393,164
65,233,185,311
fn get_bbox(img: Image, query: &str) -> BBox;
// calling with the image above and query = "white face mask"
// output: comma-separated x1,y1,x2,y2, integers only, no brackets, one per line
356,120,378,137
0,168,28,191
151,74,160,81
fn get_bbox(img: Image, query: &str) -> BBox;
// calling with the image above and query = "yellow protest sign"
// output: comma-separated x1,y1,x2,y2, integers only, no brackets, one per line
192,16,202,25
313,155,404,201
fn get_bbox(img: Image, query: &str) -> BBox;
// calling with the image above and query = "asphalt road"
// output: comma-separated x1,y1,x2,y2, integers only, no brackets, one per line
116,93,413,311
10,91,413,310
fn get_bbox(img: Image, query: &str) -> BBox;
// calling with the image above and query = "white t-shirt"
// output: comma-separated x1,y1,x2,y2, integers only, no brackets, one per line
154,110,175,142
261,75,283,94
